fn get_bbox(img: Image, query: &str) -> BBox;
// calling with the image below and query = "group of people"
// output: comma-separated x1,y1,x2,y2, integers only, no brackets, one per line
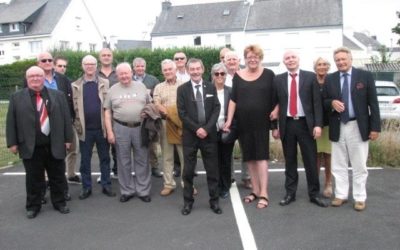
6,44,380,219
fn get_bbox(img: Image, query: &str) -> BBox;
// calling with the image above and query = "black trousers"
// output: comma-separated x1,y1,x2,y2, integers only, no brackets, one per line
282,118,320,198
217,136,235,192
183,140,219,206
23,146,67,211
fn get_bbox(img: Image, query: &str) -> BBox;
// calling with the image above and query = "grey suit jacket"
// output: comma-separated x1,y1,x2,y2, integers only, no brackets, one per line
323,67,381,141
6,88,73,159
274,70,323,139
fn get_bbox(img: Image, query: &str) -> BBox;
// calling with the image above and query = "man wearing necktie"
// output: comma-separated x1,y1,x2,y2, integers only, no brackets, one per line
6,66,73,219
177,58,222,215
272,50,328,207
323,47,380,211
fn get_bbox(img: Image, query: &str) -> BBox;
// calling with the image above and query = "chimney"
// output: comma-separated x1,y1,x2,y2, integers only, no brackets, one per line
162,0,172,10
371,35,377,40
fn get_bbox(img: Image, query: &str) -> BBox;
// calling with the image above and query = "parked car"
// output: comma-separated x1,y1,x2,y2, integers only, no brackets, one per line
375,81,400,119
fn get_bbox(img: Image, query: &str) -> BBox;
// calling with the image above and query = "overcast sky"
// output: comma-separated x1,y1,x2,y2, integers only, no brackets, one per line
85,0,399,47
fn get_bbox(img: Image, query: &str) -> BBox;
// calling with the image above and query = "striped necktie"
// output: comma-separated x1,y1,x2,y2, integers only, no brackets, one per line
36,92,50,135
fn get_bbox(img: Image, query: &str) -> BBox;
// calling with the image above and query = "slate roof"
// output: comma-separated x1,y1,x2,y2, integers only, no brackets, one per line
0,0,71,36
152,0,343,36
151,1,249,36
353,32,381,50
343,35,362,50
115,40,152,50
247,0,342,31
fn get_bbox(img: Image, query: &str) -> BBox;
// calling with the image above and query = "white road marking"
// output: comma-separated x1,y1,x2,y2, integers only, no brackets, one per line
230,182,258,250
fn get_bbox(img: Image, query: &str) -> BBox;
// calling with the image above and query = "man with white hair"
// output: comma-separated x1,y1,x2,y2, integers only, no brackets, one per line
71,55,116,200
104,63,152,203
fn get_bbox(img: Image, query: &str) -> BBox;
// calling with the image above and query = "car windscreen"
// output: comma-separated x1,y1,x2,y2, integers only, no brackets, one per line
376,86,400,96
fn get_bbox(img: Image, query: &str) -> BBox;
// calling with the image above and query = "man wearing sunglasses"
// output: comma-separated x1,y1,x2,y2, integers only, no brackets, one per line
54,56,68,75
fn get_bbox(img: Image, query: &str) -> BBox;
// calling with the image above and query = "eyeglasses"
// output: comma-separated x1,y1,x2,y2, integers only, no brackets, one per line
174,57,186,61
40,59,53,63
57,65,67,68
214,72,226,77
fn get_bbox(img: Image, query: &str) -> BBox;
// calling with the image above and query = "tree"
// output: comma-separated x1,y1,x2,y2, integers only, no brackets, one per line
392,11,400,46
370,45,392,63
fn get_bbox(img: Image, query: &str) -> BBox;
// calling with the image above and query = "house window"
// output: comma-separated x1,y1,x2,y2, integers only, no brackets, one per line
10,23,20,32
194,36,201,46
89,43,96,52
76,42,82,51
29,41,43,53
13,55,21,61
12,42,20,47
59,41,70,50
0,50,4,56
0,25,2,33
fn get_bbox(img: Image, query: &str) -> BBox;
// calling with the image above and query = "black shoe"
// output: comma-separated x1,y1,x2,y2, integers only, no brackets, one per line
279,194,296,206
79,189,92,200
102,187,116,197
55,205,70,214
310,196,329,207
181,204,192,215
210,204,223,214
67,175,81,184
64,192,72,201
119,194,134,203
152,168,163,178
138,195,151,202
26,210,39,219
41,196,47,205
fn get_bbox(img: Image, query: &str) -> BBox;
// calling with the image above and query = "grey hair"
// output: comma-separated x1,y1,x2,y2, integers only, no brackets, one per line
333,46,352,58
132,57,146,67
186,58,204,70
313,57,331,71
81,55,97,64
211,62,227,76
161,59,176,70
116,62,132,73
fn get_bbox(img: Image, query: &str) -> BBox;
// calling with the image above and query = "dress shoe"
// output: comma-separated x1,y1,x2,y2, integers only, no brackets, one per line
64,192,72,201
119,194,134,203
331,198,348,207
102,187,116,197
210,204,223,214
181,204,192,215
279,194,296,206
55,205,70,214
79,189,92,200
354,201,366,211
151,168,163,178
138,195,151,202
26,210,39,219
310,196,329,207
160,187,174,196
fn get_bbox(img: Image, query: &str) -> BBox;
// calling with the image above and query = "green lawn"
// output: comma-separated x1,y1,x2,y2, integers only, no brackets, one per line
0,102,20,168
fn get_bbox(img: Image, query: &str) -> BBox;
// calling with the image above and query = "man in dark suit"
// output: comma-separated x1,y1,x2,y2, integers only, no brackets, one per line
177,58,222,215
273,50,327,207
6,66,73,219
323,47,380,212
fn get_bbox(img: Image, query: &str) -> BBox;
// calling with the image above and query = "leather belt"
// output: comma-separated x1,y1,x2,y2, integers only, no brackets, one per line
287,116,305,120
113,118,141,128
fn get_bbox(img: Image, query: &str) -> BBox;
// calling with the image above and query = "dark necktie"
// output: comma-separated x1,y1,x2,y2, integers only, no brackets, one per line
36,92,50,135
289,73,298,117
195,85,206,124
341,73,350,124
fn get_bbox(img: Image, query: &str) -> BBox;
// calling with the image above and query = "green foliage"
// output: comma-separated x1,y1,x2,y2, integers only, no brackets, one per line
392,11,400,46
370,45,392,63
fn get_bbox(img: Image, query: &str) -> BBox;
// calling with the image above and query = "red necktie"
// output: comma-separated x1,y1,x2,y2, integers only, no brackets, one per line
36,92,50,135
289,73,298,117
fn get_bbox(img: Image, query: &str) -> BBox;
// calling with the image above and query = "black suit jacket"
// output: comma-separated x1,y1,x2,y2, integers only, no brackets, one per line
6,88,73,159
274,70,323,139
177,80,221,145
323,67,381,141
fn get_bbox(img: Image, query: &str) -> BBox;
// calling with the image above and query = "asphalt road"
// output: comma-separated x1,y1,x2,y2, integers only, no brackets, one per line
0,160,399,250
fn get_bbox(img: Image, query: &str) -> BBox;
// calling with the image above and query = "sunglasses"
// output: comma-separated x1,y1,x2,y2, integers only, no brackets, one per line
57,65,67,68
214,72,226,77
174,57,186,61
40,59,53,63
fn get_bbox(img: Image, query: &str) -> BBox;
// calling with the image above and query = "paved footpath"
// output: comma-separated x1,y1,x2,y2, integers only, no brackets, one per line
0,160,399,250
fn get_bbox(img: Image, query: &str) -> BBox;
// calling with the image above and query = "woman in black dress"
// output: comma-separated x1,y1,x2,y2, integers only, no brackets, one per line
224,45,276,209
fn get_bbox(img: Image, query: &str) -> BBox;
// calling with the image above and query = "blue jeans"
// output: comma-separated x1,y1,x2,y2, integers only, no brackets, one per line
79,129,111,190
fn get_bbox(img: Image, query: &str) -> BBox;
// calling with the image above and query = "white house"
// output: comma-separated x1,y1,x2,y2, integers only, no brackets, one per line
0,0,103,65
151,0,344,72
